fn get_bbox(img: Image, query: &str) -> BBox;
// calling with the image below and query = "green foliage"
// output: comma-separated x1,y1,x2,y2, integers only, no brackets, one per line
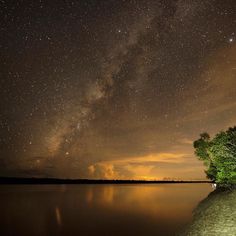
193,132,211,165
205,163,217,182
193,127,236,187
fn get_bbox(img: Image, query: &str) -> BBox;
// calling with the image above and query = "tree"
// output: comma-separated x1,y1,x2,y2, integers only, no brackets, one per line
193,132,211,165
193,127,236,187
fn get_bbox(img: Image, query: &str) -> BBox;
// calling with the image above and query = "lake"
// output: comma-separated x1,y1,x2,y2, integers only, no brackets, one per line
0,184,212,236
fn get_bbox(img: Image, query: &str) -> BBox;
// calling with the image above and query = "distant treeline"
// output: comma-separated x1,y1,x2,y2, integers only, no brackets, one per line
0,177,212,185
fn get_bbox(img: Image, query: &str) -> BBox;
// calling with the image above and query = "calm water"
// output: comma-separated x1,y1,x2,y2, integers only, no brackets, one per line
0,184,212,236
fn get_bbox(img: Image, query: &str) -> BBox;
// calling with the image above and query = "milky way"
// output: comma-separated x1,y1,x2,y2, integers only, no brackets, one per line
1,0,236,179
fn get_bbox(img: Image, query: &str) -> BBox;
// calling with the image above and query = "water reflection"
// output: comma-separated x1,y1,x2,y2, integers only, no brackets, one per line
0,184,212,236
181,189,236,235
55,207,62,226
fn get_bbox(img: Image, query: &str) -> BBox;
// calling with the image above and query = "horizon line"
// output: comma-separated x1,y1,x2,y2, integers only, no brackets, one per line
0,176,212,184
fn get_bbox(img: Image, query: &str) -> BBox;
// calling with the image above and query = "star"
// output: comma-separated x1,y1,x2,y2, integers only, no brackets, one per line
1,0,236,182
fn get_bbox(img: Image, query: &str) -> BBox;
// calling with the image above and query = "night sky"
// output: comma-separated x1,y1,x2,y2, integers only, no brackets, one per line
1,0,236,180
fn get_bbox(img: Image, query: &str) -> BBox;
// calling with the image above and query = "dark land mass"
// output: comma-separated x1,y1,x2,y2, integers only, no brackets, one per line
181,189,236,235
0,177,212,185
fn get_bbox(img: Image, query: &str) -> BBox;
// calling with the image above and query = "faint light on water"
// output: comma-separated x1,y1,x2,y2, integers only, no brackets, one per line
86,188,94,204
103,186,114,204
55,207,62,226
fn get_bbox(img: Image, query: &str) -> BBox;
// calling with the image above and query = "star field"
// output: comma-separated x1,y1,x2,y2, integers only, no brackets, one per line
1,0,236,179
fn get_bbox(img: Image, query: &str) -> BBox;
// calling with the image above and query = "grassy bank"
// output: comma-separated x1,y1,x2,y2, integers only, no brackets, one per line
182,189,236,235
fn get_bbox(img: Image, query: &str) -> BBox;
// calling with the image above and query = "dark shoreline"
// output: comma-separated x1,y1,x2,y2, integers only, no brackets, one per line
0,177,212,185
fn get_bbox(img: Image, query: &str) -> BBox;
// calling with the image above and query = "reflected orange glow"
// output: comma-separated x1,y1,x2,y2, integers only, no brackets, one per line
84,184,212,220
55,207,62,226
102,186,114,204
86,187,94,203
0,184,213,236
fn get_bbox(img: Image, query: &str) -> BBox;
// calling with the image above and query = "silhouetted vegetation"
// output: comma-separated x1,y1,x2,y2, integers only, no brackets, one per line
194,126,236,188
